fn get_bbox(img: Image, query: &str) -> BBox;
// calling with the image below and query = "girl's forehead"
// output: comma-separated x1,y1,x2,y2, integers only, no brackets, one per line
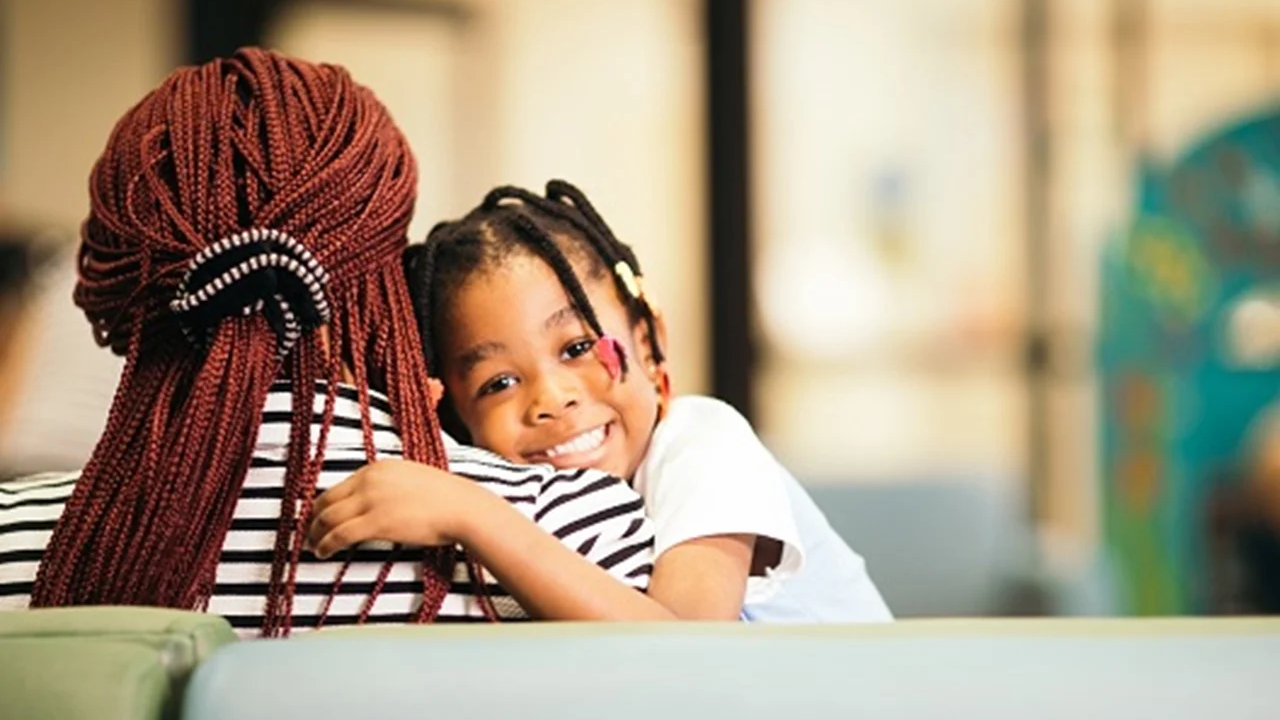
447,256,570,328
447,252,618,331
473,252,567,294
467,249,599,301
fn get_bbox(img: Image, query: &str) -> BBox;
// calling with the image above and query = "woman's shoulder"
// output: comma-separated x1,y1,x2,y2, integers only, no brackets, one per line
0,471,79,506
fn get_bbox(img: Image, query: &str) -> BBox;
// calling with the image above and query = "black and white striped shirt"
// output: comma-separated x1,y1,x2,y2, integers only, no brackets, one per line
0,382,655,634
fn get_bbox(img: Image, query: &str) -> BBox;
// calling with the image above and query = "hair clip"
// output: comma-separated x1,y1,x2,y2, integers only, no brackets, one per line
170,227,330,358
595,335,627,381
614,261,644,300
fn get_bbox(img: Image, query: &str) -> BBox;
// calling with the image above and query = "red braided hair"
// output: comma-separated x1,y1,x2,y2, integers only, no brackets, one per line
29,48,453,635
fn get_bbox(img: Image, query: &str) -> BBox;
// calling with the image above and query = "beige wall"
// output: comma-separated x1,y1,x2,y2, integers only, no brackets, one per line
2,0,178,226
0,0,174,471
750,0,1026,484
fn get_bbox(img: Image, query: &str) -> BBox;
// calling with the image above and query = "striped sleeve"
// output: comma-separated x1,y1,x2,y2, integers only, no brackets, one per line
535,468,654,589
448,447,655,591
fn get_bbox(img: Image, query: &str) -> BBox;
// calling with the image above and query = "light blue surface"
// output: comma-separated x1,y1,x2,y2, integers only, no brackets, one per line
182,622,1280,720
806,481,1029,616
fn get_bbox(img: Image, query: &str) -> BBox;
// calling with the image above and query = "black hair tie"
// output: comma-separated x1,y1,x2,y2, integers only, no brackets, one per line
170,228,331,357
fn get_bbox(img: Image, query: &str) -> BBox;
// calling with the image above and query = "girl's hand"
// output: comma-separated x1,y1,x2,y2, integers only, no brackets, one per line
306,459,476,559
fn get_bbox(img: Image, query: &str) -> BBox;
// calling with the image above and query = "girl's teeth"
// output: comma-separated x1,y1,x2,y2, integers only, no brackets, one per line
545,426,605,458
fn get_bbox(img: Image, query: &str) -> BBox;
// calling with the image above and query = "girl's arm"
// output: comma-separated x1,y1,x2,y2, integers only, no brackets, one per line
644,536,755,619
457,487,751,620
308,459,747,620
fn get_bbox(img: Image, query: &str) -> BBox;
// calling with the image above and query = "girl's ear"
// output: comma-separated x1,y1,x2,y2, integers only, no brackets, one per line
436,386,474,444
426,376,445,409
632,308,672,415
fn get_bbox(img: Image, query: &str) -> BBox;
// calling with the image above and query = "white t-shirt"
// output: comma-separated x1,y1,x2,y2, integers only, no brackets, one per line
632,395,804,604
634,395,894,623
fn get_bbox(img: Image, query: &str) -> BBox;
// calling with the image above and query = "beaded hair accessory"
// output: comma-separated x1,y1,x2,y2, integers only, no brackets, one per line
170,228,331,357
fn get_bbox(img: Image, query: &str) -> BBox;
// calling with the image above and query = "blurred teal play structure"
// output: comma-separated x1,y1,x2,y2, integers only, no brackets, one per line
1101,105,1280,614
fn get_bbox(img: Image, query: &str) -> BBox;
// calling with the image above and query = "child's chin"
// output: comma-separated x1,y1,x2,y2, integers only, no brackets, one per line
590,454,635,481
545,453,626,479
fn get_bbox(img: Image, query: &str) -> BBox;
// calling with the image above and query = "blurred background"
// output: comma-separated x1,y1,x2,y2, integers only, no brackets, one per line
1,0,1279,618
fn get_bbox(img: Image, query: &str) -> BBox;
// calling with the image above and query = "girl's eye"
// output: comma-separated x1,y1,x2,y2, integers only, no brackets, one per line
562,338,596,361
477,375,518,398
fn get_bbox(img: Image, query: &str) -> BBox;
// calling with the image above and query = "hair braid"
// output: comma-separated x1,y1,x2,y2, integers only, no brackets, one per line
504,211,611,341
544,181,664,364
404,229,448,372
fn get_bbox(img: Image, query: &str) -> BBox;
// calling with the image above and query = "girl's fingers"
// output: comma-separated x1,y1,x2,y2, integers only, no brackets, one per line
310,469,364,519
306,495,363,555
312,516,375,560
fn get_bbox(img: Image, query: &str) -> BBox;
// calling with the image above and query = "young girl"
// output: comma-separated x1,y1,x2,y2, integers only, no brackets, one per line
402,180,892,622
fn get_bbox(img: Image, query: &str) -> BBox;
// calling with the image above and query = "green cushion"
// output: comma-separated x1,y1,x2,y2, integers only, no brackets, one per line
0,607,237,720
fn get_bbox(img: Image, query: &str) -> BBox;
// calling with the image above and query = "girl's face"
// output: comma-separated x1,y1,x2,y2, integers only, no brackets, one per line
438,252,662,480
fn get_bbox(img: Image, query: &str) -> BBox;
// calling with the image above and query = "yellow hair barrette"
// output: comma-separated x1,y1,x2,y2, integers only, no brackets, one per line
614,261,644,300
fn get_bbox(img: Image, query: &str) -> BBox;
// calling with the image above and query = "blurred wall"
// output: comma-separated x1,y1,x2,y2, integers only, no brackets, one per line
0,0,174,473
1,0,178,224
748,0,1280,599
750,0,1026,486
